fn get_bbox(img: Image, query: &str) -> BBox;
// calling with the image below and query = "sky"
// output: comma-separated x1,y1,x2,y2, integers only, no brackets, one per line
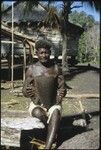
3,1,100,22
73,2,100,22
55,1,100,22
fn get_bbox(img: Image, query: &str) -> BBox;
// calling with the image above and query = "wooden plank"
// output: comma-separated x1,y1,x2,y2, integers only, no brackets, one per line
1,59,8,63
1,40,16,43
65,94,99,99
1,24,35,43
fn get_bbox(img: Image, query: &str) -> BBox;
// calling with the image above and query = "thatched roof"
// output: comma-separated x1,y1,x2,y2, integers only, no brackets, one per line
1,1,84,37
2,2,47,23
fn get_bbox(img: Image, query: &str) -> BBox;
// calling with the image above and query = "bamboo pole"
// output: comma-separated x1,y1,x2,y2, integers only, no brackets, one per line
8,41,11,81
23,44,26,81
11,2,14,90
1,41,16,43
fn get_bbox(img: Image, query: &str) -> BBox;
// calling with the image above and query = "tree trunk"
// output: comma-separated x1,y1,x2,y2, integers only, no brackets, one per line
61,1,71,75
62,34,69,75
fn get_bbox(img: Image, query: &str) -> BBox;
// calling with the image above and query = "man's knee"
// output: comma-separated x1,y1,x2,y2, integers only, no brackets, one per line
32,107,43,117
31,107,47,119
32,107,48,126
47,108,61,124
52,109,61,119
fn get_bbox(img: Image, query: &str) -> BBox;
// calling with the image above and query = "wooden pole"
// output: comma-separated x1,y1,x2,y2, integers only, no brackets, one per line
8,39,12,81
23,44,26,81
1,41,16,43
11,2,14,90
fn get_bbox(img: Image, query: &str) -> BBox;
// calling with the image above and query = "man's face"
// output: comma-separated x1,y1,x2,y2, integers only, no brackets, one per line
36,48,51,63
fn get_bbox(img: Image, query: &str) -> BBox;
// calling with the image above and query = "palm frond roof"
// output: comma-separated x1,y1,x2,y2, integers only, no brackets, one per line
2,1,47,23
2,1,84,35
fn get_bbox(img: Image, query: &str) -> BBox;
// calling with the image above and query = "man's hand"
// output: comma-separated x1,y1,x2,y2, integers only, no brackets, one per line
56,89,67,104
58,89,67,98
26,86,35,97
22,77,36,98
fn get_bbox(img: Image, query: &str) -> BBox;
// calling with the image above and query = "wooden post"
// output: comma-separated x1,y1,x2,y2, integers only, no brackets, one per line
8,38,12,81
11,2,14,90
8,50,11,81
23,44,26,81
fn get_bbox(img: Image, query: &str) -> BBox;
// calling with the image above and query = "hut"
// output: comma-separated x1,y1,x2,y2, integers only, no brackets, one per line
2,1,84,60
1,1,84,83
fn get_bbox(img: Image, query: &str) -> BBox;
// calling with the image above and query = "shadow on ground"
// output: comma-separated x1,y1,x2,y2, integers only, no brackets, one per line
57,110,99,148
64,64,99,82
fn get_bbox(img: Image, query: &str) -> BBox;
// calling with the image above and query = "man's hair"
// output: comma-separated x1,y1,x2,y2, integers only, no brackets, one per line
35,39,51,51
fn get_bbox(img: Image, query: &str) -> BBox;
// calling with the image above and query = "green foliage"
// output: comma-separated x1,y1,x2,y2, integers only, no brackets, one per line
69,10,95,28
69,10,99,64
78,33,86,63
78,25,100,63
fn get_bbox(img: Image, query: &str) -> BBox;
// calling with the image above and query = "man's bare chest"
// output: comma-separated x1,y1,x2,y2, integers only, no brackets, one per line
31,65,58,77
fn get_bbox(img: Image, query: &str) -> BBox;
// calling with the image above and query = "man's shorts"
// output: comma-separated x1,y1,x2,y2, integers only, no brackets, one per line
28,102,62,124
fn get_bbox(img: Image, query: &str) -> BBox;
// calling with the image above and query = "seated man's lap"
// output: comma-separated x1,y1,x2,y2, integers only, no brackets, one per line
28,102,62,123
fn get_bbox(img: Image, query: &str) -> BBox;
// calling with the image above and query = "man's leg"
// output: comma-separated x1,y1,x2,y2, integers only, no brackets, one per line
28,102,48,127
45,109,61,149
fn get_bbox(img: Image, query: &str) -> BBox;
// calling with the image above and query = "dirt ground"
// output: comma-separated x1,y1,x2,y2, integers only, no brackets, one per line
1,63,100,149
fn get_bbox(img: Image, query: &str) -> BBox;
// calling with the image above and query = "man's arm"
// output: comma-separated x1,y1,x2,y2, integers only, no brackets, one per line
22,66,35,98
56,65,67,104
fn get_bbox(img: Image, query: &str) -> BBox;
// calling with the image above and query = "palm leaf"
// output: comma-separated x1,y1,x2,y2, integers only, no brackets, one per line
44,7,60,29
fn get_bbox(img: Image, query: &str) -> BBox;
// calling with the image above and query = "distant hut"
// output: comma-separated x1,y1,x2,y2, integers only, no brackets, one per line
2,1,47,34
1,1,84,65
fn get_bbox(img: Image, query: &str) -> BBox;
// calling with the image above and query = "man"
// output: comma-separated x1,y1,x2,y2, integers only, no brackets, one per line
22,39,66,149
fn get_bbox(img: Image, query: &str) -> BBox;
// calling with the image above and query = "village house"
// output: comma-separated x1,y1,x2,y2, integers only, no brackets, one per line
1,1,84,64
